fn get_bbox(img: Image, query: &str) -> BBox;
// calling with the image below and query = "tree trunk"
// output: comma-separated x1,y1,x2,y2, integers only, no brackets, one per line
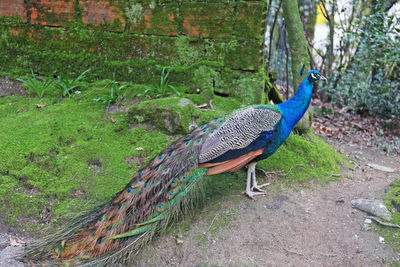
298,0,317,43
282,0,311,91
282,0,312,133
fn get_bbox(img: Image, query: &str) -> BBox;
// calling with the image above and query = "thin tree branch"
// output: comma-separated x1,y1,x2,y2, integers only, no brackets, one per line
267,0,283,69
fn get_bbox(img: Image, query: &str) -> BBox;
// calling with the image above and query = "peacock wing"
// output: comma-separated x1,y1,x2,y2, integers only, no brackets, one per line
198,105,282,174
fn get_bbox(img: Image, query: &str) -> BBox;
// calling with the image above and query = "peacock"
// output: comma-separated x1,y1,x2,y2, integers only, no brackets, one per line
23,70,326,266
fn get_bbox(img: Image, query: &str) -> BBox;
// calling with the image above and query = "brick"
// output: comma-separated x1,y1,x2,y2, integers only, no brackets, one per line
30,0,74,26
181,3,234,38
224,40,262,70
81,0,126,32
0,0,27,22
234,2,266,40
128,3,178,36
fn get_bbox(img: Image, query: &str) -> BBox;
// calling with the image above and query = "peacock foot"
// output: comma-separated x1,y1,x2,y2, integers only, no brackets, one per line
243,190,266,201
251,182,271,193
244,162,270,200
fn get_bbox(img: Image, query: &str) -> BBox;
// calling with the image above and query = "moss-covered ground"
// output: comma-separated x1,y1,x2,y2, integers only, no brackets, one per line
380,178,400,263
0,78,343,233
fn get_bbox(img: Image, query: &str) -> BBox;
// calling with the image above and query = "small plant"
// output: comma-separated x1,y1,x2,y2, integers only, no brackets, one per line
17,70,53,98
93,73,128,110
55,69,90,97
144,66,180,98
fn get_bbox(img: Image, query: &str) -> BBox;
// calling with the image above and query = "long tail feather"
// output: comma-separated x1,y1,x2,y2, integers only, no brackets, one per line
22,119,223,266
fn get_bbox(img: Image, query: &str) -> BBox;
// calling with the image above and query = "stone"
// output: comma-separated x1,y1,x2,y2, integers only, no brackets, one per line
177,97,193,107
128,97,195,135
351,199,392,221
367,163,395,173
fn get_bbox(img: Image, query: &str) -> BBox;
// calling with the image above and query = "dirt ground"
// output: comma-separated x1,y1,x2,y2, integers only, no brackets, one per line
0,139,399,266
134,141,400,267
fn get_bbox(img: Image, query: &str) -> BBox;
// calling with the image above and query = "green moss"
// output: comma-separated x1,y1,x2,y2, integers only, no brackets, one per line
380,178,400,256
125,3,144,25
385,179,400,219
127,96,234,134
174,36,202,66
127,97,194,134
257,133,344,184
233,2,266,40
180,2,235,38
0,92,170,229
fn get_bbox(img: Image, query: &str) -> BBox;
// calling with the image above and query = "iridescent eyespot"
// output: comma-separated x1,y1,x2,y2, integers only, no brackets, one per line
158,156,163,159
127,187,132,193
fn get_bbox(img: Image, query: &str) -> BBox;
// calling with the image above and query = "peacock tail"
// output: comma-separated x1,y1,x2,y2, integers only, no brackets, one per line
23,116,226,266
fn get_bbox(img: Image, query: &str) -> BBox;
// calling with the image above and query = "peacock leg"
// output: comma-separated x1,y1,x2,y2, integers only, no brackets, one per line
244,162,267,200
251,163,270,192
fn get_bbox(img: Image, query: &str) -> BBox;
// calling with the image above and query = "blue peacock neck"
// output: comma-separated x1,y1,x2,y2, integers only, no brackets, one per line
277,76,313,130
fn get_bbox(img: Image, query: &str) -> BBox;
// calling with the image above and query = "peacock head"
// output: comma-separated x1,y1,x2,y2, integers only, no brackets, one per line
307,70,327,83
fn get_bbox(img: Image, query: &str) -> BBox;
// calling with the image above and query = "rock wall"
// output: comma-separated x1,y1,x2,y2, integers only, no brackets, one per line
0,0,267,103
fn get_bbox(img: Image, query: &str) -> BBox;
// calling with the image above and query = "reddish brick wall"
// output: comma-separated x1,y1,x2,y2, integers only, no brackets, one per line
0,1,267,102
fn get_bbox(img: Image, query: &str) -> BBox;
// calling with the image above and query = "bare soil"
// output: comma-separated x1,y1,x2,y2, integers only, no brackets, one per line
135,141,400,266
1,140,399,266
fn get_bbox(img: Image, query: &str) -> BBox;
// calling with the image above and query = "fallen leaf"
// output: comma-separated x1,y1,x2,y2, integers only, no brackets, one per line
196,103,208,109
35,103,47,108
10,236,25,247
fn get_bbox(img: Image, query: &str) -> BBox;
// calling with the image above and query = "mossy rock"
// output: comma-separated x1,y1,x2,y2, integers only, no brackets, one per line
127,97,198,134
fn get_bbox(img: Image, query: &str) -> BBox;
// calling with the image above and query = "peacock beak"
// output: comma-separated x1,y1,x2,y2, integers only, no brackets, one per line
320,75,327,82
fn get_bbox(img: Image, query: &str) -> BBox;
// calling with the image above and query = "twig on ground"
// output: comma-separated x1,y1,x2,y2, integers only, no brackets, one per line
256,164,305,178
256,168,285,176
270,232,312,261
366,216,400,228
328,173,341,179
207,214,219,232
319,252,337,257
